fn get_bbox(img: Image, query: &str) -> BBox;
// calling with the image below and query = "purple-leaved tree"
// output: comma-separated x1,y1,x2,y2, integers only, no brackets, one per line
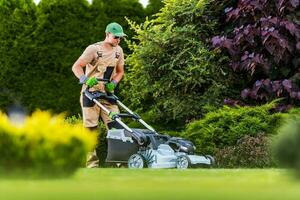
212,0,300,106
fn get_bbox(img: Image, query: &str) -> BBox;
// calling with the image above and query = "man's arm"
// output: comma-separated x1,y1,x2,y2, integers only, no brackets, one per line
111,61,124,83
72,58,88,80
72,45,95,80
105,62,124,93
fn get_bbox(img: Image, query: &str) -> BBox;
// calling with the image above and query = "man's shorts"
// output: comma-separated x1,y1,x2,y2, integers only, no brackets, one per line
80,93,119,128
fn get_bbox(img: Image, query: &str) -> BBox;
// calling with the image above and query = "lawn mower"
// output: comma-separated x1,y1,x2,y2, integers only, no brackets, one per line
83,79,215,169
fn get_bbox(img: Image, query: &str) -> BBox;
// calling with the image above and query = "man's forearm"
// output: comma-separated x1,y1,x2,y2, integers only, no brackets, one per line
112,63,124,83
72,59,86,79
112,72,124,83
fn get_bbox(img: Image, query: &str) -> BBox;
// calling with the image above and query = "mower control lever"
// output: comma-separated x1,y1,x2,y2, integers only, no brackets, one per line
96,78,110,82
114,113,140,120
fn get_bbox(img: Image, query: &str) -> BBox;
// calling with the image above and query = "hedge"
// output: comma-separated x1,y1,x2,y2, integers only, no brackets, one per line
0,110,96,177
184,102,284,155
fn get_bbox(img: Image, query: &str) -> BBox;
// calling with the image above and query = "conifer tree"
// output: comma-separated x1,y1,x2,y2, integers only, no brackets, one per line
26,0,91,114
145,0,163,17
0,0,37,110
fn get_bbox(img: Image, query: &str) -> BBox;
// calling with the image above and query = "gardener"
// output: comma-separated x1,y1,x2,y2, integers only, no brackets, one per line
72,22,126,168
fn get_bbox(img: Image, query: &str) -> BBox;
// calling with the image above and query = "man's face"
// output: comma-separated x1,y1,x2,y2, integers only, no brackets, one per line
107,33,122,46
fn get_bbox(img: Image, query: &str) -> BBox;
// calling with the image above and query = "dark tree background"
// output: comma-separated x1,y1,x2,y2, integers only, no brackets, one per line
0,0,148,115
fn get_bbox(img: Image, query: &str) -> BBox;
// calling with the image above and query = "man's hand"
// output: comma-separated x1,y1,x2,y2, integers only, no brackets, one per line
79,75,98,88
109,112,118,120
105,80,117,93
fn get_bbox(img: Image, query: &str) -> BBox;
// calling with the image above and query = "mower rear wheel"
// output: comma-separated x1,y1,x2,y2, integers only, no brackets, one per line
128,153,147,169
205,155,215,166
176,155,191,169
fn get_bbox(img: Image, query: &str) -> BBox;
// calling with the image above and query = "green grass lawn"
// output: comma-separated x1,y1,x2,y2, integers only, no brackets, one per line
0,168,299,200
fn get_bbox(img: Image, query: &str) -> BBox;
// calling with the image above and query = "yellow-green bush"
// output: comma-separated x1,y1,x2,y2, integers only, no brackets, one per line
0,111,96,177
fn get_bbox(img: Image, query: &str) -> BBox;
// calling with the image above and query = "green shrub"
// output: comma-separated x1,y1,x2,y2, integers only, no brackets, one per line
273,113,300,174
0,111,96,177
215,133,275,168
124,0,237,126
65,114,82,124
184,102,283,154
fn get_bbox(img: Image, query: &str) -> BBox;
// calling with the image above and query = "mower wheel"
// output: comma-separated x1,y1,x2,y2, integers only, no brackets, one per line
176,155,191,169
128,153,147,169
205,155,215,166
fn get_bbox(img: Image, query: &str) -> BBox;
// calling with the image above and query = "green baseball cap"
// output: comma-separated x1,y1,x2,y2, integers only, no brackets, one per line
105,22,127,37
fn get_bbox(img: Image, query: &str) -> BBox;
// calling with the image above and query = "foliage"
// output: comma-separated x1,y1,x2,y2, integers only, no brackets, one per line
273,113,300,174
212,0,300,105
30,0,94,114
0,0,37,110
125,0,236,126
215,133,275,168
184,102,283,154
0,0,147,116
65,114,83,124
145,0,164,17
89,0,109,42
0,111,96,176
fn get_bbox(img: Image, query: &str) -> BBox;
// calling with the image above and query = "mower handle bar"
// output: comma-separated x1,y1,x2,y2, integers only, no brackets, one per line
115,99,156,133
96,78,110,82
83,88,156,134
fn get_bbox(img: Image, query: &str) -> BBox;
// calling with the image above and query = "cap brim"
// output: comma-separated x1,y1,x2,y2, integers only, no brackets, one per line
113,32,127,37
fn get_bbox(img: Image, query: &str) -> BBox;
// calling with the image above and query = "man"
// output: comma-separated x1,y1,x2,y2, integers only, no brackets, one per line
72,22,126,168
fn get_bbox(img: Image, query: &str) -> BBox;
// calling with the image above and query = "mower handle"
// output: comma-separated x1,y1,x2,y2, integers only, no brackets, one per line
115,113,140,120
83,89,118,103
84,78,157,133
96,78,110,82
